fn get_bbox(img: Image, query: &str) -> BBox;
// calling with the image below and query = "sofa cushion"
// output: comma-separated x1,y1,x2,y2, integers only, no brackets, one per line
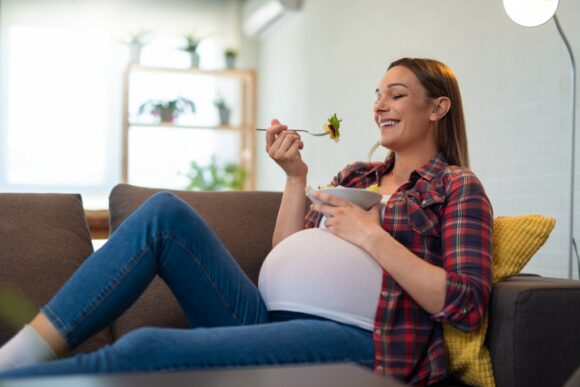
444,215,556,387
107,184,282,338
0,193,113,354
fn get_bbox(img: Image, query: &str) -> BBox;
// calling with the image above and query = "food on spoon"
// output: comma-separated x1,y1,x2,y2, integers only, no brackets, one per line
322,113,342,142
366,184,380,193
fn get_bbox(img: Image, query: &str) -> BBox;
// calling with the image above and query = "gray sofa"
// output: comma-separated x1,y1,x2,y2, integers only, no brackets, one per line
1,184,580,386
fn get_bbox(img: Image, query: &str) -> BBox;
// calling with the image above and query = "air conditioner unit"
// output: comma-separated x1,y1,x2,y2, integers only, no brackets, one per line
242,0,302,37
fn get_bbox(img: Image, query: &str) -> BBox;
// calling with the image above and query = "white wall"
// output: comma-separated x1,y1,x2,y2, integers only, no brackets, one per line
254,0,580,279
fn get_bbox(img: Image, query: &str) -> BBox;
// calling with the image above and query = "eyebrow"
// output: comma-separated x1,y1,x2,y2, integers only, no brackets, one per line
375,83,409,93
387,83,408,88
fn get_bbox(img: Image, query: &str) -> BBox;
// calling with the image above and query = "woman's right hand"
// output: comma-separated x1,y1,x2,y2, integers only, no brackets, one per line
266,119,308,179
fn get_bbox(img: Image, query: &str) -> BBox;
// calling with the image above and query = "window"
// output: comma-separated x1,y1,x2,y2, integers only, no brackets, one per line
0,0,245,208
1,24,119,208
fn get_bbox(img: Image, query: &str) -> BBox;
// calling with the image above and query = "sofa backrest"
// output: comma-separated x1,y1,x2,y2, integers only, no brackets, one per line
109,184,283,283
0,193,113,353
107,184,283,338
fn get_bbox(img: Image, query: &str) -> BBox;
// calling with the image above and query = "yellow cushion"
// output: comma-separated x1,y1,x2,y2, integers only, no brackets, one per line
444,214,556,387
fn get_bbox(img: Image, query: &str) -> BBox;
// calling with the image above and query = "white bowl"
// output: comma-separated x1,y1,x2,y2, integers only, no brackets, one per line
307,187,382,210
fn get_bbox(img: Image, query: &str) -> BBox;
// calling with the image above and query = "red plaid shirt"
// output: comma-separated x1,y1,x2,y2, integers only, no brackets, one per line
304,153,493,385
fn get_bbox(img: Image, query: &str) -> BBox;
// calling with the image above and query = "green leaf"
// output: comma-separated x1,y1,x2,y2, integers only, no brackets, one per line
0,285,37,328
183,156,247,191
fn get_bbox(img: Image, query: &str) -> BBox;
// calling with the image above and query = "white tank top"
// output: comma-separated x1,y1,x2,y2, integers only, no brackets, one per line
258,195,390,331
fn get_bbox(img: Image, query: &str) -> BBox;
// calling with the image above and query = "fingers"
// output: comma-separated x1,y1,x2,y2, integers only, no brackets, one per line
267,128,303,161
311,203,335,219
266,119,301,146
268,132,295,154
310,191,349,207
265,119,287,149
277,131,302,153
310,192,379,219
309,198,344,219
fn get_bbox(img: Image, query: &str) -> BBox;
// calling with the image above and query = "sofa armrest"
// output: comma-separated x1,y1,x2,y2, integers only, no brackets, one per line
0,193,113,354
486,275,580,387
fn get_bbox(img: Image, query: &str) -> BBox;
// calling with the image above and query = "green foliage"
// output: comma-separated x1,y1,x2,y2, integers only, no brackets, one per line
213,94,229,110
184,156,246,191
181,33,204,53
224,48,238,58
138,97,196,123
0,285,37,328
123,30,150,46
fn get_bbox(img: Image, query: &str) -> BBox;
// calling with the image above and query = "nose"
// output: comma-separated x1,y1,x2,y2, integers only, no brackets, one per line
374,95,389,113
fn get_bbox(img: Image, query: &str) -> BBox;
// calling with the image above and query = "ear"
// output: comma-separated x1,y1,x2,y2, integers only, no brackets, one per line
429,97,451,122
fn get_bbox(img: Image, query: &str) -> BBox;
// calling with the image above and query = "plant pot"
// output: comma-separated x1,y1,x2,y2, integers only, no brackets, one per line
159,109,175,123
129,44,142,63
190,51,200,68
218,108,231,125
225,55,236,69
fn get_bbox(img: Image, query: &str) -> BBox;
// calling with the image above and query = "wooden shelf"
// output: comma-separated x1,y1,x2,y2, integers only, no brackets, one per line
127,64,256,79
121,65,257,188
128,122,247,131
85,209,109,240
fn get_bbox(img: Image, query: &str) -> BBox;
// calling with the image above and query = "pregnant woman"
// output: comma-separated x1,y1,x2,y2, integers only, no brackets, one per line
0,58,492,386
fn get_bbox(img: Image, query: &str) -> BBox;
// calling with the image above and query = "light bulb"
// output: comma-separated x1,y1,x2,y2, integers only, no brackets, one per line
503,0,559,27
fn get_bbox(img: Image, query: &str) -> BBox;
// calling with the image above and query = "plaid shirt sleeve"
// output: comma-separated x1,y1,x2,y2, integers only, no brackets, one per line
431,168,493,332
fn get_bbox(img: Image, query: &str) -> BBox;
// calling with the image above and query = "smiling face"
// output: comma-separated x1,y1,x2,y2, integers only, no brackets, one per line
373,66,439,156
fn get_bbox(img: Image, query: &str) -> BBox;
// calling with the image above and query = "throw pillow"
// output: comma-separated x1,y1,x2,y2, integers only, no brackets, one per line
444,214,556,387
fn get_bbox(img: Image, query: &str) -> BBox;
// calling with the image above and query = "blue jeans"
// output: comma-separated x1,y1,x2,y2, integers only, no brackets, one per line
0,192,374,378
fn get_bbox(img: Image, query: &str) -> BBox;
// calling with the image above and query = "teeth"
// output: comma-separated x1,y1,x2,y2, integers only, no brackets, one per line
380,120,398,127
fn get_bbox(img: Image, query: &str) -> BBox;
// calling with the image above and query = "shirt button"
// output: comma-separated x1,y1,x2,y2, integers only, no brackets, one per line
461,307,468,314
381,291,388,297
421,199,427,205
374,328,382,335
375,365,384,372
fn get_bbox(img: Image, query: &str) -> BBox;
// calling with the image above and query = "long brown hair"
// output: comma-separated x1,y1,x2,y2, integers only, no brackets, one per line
388,58,469,168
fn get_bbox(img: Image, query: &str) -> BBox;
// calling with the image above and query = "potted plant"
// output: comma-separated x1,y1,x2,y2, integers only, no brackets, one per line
138,97,196,124
184,156,247,191
180,33,205,68
123,31,150,64
214,94,231,125
224,48,238,69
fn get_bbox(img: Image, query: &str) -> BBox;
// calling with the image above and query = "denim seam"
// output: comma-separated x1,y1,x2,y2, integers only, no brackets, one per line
58,235,164,347
163,233,245,326
47,230,246,347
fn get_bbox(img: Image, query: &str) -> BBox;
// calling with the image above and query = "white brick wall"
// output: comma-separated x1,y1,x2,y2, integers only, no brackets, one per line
255,0,580,279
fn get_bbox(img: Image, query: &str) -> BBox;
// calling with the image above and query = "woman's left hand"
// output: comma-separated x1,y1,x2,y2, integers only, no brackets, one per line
310,191,384,248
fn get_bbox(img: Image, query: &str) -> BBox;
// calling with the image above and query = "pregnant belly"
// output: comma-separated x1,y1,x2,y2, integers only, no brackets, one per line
258,228,383,330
